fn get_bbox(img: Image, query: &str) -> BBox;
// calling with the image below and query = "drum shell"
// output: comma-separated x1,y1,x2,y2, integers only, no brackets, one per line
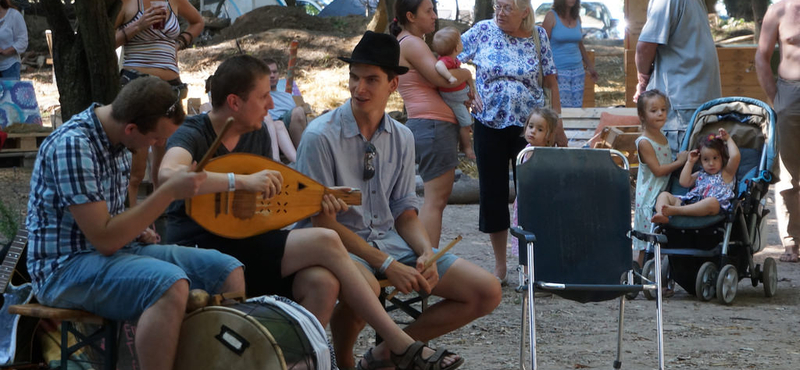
174,302,318,370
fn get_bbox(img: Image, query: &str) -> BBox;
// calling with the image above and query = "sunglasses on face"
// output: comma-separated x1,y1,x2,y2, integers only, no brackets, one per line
364,142,376,181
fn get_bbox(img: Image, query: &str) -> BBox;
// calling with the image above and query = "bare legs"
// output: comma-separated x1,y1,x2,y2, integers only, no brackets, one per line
137,267,244,370
331,259,501,369
490,230,508,281
420,169,455,250
264,116,299,163
458,126,475,160
128,145,166,208
291,266,339,327
282,229,425,355
287,106,308,149
651,192,721,224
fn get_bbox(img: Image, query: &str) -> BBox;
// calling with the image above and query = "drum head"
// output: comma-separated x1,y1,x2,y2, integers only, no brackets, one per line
174,306,287,370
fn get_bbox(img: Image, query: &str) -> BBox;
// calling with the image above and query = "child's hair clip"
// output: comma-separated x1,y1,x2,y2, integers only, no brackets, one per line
707,133,717,141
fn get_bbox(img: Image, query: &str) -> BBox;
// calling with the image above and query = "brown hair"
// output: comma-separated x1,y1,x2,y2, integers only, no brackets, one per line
111,77,185,134
697,134,730,169
552,0,580,19
526,106,559,147
432,27,461,56
209,55,271,109
389,0,426,36
636,89,669,126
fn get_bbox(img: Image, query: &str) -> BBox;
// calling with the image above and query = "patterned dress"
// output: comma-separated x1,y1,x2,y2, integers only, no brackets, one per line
633,136,673,251
678,170,735,211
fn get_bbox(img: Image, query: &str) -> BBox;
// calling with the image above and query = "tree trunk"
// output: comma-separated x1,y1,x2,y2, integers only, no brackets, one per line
367,0,389,33
752,0,769,41
704,0,716,14
722,0,753,21
474,0,492,23
42,0,121,120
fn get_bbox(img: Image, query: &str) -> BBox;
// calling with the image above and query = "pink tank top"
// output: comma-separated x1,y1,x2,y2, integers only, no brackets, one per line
397,69,457,123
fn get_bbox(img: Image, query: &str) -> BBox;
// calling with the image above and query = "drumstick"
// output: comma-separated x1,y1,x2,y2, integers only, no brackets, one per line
385,235,462,300
195,117,234,172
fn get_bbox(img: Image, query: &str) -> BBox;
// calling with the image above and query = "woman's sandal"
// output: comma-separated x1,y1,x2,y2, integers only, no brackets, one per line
356,347,395,370
390,341,465,370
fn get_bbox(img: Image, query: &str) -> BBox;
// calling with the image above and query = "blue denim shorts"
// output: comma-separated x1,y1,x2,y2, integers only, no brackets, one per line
350,247,458,280
35,243,242,321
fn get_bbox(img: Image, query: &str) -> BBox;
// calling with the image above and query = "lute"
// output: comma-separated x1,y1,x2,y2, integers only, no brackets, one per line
186,153,361,239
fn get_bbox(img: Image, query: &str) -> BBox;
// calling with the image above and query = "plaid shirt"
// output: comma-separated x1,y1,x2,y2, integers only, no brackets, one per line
26,104,131,292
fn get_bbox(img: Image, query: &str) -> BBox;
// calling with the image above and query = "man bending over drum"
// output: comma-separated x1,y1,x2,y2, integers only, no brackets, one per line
26,77,246,370
159,54,466,370
295,31,501,370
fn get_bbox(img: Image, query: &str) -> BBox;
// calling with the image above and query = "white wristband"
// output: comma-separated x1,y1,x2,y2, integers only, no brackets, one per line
227,172,236,192
378,256,394,275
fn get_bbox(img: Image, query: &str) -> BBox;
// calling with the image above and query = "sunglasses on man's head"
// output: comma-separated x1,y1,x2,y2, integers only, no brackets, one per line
364,142,376,181
165,95,181,117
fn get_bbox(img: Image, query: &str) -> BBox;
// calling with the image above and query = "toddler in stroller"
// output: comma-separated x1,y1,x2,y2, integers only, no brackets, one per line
642,97,778,305
651,128,740,223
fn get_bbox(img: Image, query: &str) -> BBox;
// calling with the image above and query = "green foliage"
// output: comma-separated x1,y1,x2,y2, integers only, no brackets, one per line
332,18,350,33
0,198,19,243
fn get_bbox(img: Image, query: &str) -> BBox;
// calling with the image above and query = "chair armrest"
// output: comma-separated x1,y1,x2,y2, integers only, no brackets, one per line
629,230,667,244
510,227,536,243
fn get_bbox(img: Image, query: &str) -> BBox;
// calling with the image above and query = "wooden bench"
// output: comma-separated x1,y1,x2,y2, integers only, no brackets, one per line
562,107,638,148
8,304,117,370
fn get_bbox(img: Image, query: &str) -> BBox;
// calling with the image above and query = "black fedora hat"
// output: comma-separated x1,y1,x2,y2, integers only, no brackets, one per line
338,31,409,75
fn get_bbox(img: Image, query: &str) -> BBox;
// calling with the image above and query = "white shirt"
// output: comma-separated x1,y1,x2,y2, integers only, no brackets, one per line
0,8,28,71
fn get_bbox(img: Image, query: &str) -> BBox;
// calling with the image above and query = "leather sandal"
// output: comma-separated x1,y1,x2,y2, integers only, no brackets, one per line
356,347,395,370
390,341,465,370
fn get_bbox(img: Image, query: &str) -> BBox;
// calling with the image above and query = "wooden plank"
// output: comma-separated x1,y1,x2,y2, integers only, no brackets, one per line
9,303,106,325
1,132,50,153
562,107,637,118
624,0,648,49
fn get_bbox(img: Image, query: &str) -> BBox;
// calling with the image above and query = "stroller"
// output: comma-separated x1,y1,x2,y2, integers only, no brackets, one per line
643,97,778,305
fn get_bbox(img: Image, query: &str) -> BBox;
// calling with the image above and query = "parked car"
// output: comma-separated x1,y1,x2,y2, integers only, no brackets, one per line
534,1,622,40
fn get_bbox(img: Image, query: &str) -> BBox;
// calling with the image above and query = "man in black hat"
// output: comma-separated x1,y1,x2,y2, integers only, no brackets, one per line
295,31,500,370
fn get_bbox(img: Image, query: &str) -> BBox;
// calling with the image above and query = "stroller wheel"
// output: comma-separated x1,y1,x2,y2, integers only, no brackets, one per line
716,264,738,305
621,271,639,300
642,259,656,300
695,262,718,301
752,264,761,288
762,257,777,298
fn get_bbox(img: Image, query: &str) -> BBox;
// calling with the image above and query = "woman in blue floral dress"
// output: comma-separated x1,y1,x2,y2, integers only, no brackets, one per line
460,0,567,284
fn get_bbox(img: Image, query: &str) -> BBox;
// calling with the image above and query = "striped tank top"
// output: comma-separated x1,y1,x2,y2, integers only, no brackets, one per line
121,0,181,74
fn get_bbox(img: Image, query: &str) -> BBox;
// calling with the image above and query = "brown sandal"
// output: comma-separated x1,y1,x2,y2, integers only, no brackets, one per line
356,347,395,370
390,341,464,370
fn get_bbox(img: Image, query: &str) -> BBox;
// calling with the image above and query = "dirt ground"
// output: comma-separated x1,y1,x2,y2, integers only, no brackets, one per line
5,6,795,370
1,165,798,370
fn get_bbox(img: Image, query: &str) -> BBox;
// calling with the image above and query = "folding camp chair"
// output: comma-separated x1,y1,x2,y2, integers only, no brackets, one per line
510,147,666,370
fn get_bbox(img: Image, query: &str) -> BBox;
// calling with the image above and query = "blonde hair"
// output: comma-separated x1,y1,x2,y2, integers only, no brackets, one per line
495,0,536,33
526,107,559,147
432,27,461,56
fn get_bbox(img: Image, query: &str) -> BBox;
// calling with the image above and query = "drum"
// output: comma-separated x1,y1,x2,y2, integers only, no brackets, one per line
174,296,331,370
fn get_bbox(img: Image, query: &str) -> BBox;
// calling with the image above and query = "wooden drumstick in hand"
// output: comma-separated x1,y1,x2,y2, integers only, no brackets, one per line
385,235,462,300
